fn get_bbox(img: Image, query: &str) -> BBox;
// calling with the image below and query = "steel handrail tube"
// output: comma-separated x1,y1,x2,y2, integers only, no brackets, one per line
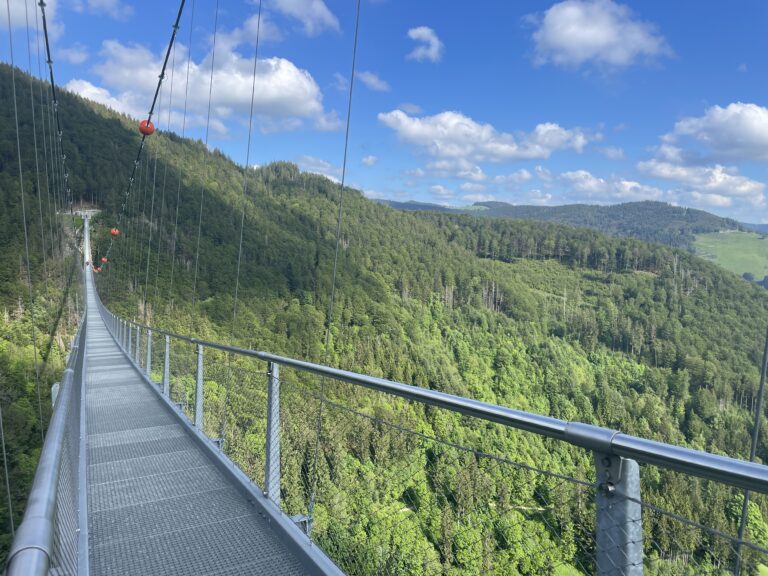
109,315,768,495
6,319,85,576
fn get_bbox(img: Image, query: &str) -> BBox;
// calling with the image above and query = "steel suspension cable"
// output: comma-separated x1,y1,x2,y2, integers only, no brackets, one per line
142,84,164,323
191,0,220,309
231,0,264,341
168,0,196,308
308,0,363,535
153,41,178,314
7,0,44,441
38,0,75,222
34,1,57,277
24,0,48,291
221,0,264,450
104,0,186,263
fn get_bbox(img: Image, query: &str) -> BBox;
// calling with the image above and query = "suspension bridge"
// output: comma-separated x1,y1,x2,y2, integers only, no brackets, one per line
5,0,768,575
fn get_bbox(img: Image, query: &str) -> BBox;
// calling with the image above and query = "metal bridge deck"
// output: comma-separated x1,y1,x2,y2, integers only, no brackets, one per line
84,280,306,575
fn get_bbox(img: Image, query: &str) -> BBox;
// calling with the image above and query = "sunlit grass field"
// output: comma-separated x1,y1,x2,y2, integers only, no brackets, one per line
694,230,768,280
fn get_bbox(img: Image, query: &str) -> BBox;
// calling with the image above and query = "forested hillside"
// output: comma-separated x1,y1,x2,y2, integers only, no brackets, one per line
0,64,82,556
5,62,768,572
385,199,744,251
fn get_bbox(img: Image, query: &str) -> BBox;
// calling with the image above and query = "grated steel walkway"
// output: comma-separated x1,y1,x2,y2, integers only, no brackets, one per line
84,278,308,575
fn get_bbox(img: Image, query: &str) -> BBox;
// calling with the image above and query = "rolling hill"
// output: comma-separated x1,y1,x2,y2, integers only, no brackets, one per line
4,63,768,571
384,199,745,251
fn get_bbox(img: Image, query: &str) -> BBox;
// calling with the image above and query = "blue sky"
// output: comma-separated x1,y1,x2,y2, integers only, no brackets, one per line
3,0,768,222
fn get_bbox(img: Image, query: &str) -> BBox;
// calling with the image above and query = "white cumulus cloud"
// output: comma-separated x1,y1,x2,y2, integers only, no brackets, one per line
65,79,135,114
530,0,669,68
638,160,765,207
72,0,133,20
3,0,62,38
560,169,665,202
430,184,453,199
378,109,592,163
296,154,340,181
406,26,444,63
71,39,335,135
271,0,339,36
361,155,377,166
57,44,89,65
667,102,768,161
493,169,533,188
463,193,495,202
600,146,624,159
357,71,390,92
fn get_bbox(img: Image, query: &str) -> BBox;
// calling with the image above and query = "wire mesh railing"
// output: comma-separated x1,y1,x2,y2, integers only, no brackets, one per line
6,307,87,576
96,303,768,576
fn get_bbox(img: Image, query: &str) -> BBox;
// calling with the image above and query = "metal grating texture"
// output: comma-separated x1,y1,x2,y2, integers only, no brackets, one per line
84,287,307,575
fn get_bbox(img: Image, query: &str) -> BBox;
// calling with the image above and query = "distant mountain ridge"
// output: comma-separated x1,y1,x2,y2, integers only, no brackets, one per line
383,199,745,250
742,222,768,233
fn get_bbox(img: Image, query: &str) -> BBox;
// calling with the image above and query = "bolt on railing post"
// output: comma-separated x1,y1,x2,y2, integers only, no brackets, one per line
135,326,141,365
163,335,170,397
127,324,132,357
195,344,204,430
146,329,153,376
265,362,281,506
595,453,643,575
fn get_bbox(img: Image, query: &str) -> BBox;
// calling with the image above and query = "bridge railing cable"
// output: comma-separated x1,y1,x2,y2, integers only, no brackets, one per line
95,296,768,576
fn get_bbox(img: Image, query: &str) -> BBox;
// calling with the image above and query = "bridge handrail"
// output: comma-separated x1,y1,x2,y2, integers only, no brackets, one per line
105,310,768,495
6,310,87,576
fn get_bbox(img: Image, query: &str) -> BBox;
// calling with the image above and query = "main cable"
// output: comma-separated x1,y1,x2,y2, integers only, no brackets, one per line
104,0,186,262
33,0,58,281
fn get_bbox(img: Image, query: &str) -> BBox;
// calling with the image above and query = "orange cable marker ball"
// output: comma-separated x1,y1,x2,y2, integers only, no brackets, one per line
139,119,155,136
111,228,120,237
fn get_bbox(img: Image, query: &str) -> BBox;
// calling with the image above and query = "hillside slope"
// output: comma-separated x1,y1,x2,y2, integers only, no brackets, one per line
4,63,768,572
0,64,83,557
385,199,744,251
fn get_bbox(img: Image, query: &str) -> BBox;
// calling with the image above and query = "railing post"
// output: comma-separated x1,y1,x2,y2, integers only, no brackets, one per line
595,454,643,575
127,324,132,357
195,344,204,430
135,326,141,365
265,362,281,505
163,335,170,397
146,329,153,376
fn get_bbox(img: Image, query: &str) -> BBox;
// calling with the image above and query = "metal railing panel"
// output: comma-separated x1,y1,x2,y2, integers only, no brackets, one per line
95,302,768,575
6,312,87,576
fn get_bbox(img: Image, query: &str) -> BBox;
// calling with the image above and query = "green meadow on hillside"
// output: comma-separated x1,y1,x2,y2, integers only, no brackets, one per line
694,231,768,281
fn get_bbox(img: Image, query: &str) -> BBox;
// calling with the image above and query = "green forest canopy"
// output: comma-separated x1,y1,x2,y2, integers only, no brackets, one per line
4,62,768,572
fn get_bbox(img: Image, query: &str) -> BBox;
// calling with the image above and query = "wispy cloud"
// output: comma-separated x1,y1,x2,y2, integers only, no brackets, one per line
406,26,444,63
